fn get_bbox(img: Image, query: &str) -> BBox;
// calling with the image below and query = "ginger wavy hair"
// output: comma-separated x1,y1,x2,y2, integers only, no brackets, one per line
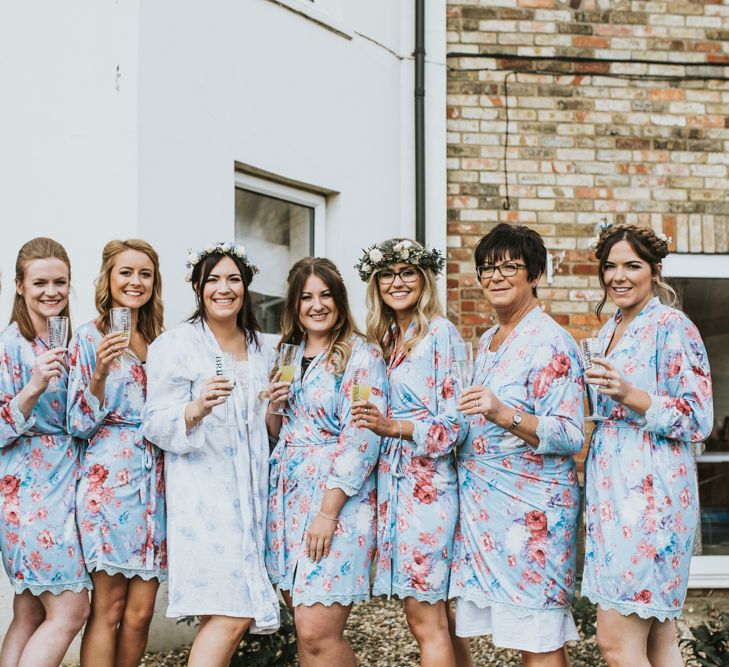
593,223,678,320
11,237,72,341
278,257,362,375
365,239,444,360
94,240,164,343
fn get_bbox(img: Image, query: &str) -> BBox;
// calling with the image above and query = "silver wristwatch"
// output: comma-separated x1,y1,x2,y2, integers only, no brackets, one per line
508,409,522,430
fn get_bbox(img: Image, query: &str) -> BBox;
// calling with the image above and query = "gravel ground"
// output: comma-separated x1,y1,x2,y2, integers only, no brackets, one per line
77,596,709,667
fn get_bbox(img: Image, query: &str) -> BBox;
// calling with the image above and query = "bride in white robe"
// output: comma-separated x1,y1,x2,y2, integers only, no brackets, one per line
142,245,279,667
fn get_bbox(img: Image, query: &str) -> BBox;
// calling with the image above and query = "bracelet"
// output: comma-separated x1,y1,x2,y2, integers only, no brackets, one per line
317,511,338,524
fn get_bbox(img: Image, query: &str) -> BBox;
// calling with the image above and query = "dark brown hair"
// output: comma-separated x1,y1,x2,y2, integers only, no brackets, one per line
188,252,261,349
593,224,676,319
11,237,72,341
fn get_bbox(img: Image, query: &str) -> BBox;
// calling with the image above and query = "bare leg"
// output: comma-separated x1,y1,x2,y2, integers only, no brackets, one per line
295,602,354,667
595,607,653,667
0,592,45,667
446,602,473,667
115,577,160,667
187,615,251,667
522,647,569,667
18,590,89,667
646,618,683,667
403,598,456,667
80,571,129,667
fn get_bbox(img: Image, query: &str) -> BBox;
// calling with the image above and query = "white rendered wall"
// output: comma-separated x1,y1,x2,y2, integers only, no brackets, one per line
0,0,446,659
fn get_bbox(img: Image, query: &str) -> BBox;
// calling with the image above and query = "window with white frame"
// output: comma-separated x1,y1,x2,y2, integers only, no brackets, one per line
234,173,325,333
664,254,729,587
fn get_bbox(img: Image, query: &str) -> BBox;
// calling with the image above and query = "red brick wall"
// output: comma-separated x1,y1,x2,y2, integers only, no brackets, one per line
446,0,729,342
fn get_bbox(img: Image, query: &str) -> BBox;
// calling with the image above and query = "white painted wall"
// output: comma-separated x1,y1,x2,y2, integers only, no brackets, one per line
0,0,446,659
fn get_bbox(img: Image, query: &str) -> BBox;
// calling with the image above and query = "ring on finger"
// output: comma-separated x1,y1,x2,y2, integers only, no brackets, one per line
365,407,370,415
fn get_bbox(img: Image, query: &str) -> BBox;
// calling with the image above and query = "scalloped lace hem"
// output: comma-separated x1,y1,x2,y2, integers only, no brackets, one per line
372,585,448,604
280,590,371,608
453,589,572,619
88,563,167,582
581,588,682,622
12,579,92,596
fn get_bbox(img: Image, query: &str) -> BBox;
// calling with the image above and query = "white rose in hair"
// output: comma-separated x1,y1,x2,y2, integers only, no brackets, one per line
369,248,383,263
360,262,371,273
184,269,193,282
221,241,233,252
400,249,410,260
188,252,200,264
402,240,413,249
204,243,216,253
234,245,246,258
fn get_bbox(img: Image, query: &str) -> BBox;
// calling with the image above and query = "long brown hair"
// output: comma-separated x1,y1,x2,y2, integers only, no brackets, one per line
278,257,362,375
95,239,164,343
593,224,678,320
11,237,72,341
365,241,443,359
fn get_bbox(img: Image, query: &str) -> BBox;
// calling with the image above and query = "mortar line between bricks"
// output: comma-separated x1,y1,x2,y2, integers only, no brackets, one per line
446,51,729,68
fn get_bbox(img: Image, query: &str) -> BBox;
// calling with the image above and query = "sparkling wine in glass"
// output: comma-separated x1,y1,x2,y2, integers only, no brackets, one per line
581,337,606,422
215,353,237,425
352,367,371,403
110,307,132,348
272,344,298,416
47,316,69,392
452,341,474,399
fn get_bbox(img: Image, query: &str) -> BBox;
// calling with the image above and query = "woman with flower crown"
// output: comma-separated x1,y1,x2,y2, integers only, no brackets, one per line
350,238,472,667
582,223,713,667
448,224,584,667
264,257,387,667
67,239,166,667
141,242,279,667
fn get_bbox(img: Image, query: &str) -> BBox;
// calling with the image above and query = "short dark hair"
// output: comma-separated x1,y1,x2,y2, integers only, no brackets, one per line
188,252,261,349
474,223,546,297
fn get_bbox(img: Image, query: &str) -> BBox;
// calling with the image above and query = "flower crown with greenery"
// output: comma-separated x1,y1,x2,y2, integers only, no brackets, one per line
184,241,260,282
354,238,446,282
588,218,672,254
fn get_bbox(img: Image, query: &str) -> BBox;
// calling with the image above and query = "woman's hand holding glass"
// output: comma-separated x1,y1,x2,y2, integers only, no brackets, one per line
585,357,631,403
351,400,395,436
93,332,129,379
457,385,509,424
189,376,234,422
28,349,66,395
266,370,291,415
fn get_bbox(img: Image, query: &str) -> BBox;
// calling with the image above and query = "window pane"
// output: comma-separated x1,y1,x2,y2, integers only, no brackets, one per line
671,277,729,556
235,188,314,334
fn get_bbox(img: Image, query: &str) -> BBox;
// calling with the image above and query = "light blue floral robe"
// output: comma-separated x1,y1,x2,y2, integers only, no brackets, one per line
67,321,166,580
373,316,468,603
450,307,584,617
265,335,387,606
0,323,91,595
582,297,713,621
142,322,279,633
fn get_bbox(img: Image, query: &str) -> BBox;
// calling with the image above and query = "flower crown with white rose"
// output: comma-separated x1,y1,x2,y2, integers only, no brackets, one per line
184,241,260,282
589,219,672,258
354,238,445,282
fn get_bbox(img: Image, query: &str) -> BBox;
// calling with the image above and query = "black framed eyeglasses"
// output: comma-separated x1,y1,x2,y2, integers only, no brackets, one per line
476,261,528,280
376,268,420,285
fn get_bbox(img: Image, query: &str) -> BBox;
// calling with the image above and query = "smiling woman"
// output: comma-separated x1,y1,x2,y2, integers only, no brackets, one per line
66,239,166,667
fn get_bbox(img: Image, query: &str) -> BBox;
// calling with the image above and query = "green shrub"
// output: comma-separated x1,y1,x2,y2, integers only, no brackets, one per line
571,595,597,639
681,607,729,667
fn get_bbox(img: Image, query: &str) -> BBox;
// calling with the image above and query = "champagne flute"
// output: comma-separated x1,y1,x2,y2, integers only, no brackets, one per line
452,341,474,399
215,353,237,425
110,307,132,349
581,337,606,422
352,367,371,403
272,344,298,417
47,316,69,392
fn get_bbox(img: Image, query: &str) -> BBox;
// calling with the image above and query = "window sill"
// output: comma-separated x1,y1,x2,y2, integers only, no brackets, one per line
267,0,353,40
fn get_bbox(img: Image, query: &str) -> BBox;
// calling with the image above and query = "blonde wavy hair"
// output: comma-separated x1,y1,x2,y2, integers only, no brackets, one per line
277,257,362,375
11,237,72,341
593,223,678,320
94,239,164,343
365,247,443,360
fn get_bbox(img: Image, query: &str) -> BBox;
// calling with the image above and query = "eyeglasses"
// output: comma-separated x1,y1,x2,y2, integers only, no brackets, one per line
476,261,528,280
376,268,420,285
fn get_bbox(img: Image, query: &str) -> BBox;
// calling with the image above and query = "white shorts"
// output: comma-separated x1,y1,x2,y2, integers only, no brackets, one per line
455,599,579,653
